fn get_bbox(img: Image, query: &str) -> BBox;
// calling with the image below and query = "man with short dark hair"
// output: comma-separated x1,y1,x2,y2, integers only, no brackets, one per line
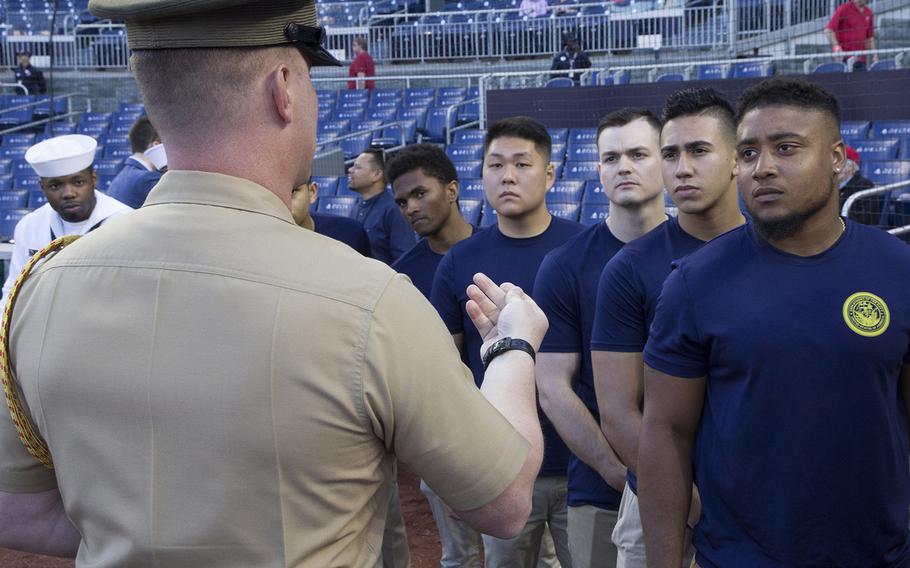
291,180,371,256
533,108,667,568
11,50,46,94
432,116,583,568
592,88,745,568
639,77,910,567
550,33,591,84
349,149,416,264
107,116,164,209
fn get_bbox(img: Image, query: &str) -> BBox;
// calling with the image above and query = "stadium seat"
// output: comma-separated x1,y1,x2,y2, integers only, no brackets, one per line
454,160,482,179
382,119,418,145
316,90,336,104
863,160,910,186
447,143,484,161
368,107,398,122
841,121,870,140
311,176,339,196
3,133,35,146
546,77,575,88
696,64,728,80
869,58,897,71
580,203,609,225
317,196,358,218
460,178,485,200
548,128,568,145
424,108,452,142
28,190,47,209
335,109,365,122
569,128,597,144
104,146,132,160
94,160,122,176
583,181,607,204
547,180,585,203
457,102,480,125
338,90,369,104
439,87,467,100
0,175,12,191
11,159,33,176
852,139,900,162
872,121,910,139
453,129,485,144
372,88,402,101
370,97,401,110
481,200,498,227
603,70,630,85
0,190,29,209
98,175,116,192
900,138,910,160
731,61,773,78
562,161,599,180
33,97,68,120
811,61,846,74
12,175,40,191
341,133,374,160
118,102,144,114
44,122,76,136
0,108,34,129
0,147,26,160
548,202,580,221
404,87,436,102
567,142,598,162
459,198,483,225
655,73,685,83
551,142,567,162
0,209,30,241
398,107,428,126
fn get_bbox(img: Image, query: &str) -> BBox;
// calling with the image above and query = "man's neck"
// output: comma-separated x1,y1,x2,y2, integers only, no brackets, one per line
678,182,746,242
131,153,156,171
497,205,552,238
301,215,315,231
761,205,845,257
427,213,474,254
356,183,386,200
606,193,667,243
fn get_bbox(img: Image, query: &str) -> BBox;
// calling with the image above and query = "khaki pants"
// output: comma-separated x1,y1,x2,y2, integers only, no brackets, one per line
420,479,483,568
381,482,411,568
568,504,619,568
484,476,571,568
611,484,693,568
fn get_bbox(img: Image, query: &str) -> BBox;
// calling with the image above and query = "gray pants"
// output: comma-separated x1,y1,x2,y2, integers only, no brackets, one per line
420,479,483,568
611,484,693,568
568,504,618,568
483,476,571,568
381,482,411,568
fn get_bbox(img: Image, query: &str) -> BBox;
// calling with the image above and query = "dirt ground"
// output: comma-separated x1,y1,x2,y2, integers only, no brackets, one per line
0,465,442,567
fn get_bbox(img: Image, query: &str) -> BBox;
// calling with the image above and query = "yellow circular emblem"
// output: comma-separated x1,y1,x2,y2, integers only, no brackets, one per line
843,292,890,337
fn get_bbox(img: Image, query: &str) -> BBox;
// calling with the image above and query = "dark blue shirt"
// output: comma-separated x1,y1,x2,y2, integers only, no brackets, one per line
591,216,703,493
106,157,162,209
312,212,371,257
431,216,584,476
354,191,416,264
644,221,910,568
533,222,625,510
392,227,477,300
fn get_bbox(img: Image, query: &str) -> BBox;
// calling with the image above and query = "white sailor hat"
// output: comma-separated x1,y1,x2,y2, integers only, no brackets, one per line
144,143,167,170
25,134,97,178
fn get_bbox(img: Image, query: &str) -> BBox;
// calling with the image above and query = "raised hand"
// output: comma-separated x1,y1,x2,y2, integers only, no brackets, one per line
465,272,548,359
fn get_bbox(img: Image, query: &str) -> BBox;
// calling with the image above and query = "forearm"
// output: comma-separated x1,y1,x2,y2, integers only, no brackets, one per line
0,489,80,557
481,351,543,468
824,28,838,47
541,383,625,489
600,406,643,477
637,422,692,567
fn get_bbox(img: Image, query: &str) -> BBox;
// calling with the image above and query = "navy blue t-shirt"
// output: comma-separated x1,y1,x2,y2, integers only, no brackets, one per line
106,157,162,209
392,227,477,300
431,216,584,476
644,220,910,567
533,222,625,510
591,216,704,492
354,191,416,264
312,212,372,257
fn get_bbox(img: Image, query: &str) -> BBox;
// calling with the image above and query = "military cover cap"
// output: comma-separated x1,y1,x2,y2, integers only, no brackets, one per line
25,135,97,178
88,0,342,66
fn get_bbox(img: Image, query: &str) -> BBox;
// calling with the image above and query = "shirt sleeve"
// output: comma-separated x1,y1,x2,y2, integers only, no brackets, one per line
825,5,841,31
430,250,464,335
642,264,708,379
363,275,529,510
385,207,416,263
534,254,580,353
590,253,647,352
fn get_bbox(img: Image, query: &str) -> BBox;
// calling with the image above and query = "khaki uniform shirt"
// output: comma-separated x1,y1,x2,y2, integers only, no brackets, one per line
0,171,529,567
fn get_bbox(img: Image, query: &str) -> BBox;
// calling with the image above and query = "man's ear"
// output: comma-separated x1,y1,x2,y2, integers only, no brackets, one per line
270,64,293,124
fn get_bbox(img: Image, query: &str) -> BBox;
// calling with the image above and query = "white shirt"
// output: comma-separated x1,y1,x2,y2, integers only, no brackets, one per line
1,191,133,304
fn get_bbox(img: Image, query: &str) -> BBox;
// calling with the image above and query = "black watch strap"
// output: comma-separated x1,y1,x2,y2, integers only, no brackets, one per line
482,337,536,371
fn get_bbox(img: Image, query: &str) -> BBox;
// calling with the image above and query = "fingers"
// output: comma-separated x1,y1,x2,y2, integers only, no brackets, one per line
472,273,506,307
467,283,499,327
466,299,494,340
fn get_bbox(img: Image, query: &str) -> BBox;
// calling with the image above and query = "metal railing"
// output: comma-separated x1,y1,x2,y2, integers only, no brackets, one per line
2,24,130,70
842,179,910,237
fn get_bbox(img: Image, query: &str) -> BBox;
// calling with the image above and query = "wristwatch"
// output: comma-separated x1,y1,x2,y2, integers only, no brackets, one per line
482,337,536,371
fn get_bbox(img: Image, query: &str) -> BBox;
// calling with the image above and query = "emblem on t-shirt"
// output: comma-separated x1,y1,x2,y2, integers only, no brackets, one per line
842,292,889,337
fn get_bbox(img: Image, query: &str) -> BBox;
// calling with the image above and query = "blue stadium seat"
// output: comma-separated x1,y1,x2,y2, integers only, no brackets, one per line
44,122,76,136
551,142,567,162
457,102,480,125
370,97,401,110
863,160,910,186
98,175,116,193
0,160,10,175
872,121,910,139
0,190,29,209
79,112,112,124
0,108,33,129
812,61,846,74
731,61,773,78
338,90,369,104
655,73,685,82
869,58,897,71
447,143,483,162
104,146,132,160
319,120,351,136
546,77,575,88
12,175,40,191
439,87,467,100
569,128,597,144
841,121,870,140
460,178,485,200
368,107,398,122
697,64,727,80
33,97,68,120
567,142,598,162
337,99,368,112
317,196,357,217
900,138,910,160
583,181,607,204
580,203,609,225
603,70,630,85
404,97,434,110
372,88,402,101
3,133,35,146
852,139,899,162
118,102,144,113
28,190,47,209
548,128,568,145
0,209,30,241
76,122,107,137
382,119,418,145
94,160,122,176
335,109,365,122
424,108,452,142
310,176,339,196
0,147,26,160
11,159,33,176
548,202,580,221
316,90,336,103
562,161,599,180
481,200,498,227
405,87,436,102
341,133,373,159
0,174,12,191
398,107,428,126
459,198,483,225
547,180,585,203
454,160,482,179
453,129,486,144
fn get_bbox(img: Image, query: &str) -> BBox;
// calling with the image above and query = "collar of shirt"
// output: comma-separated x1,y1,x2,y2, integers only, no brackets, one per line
144,170,297,226
48,190,131,237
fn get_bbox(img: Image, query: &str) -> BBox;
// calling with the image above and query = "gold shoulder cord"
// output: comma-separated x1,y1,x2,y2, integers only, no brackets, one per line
0,234,80,470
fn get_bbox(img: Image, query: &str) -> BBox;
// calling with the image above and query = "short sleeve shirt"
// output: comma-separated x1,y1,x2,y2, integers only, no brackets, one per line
0,171,528,568
392,228,477,300
826,1,874,54
644,221,910,567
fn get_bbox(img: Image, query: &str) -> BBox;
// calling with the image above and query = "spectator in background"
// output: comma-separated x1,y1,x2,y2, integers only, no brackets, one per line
825,0,876,69
107,116,163,209
291,180,372,256
348,36,375,90
348,149,416,263
551,33,591,84
519,0,549,18
838,145,878,225
12,50,46,94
